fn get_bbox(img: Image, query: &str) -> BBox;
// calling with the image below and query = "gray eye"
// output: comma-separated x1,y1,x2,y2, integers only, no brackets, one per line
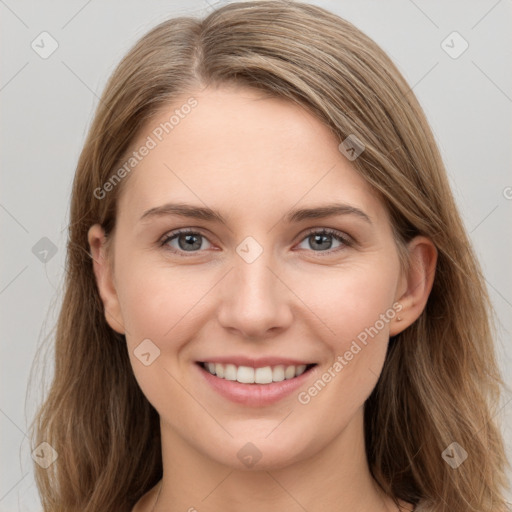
165,232,212,252
297,233,343,252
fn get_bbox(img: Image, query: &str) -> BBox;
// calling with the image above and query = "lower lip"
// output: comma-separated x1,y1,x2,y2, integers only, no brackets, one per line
195,363,318,407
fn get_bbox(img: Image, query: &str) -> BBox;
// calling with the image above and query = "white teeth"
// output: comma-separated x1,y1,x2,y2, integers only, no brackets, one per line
284,365,296,379
255,366,273,384
296,364,307,376
237,366,254,383
202,362,312,383
224,363,237,381
272,365,285,382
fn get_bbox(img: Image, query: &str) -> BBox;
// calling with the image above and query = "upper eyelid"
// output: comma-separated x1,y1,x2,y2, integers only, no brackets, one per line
160,227,352,250
160,227,214,244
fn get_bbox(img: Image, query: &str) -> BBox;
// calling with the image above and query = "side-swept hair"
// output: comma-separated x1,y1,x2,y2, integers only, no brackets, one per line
30,2,509,510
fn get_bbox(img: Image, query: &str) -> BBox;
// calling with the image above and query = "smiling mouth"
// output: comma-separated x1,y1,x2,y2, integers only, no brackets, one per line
197,361,317,384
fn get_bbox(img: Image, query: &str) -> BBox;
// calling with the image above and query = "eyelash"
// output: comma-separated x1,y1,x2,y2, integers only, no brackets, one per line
159,227,353,258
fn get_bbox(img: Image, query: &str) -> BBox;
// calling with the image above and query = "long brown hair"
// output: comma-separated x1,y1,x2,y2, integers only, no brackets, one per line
29,1,510,510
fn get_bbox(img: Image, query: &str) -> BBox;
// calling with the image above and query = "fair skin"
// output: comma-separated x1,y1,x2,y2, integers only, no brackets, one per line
88,85,436,512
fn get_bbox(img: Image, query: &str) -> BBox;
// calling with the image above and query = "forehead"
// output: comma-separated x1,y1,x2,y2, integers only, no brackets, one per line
116,86,386,227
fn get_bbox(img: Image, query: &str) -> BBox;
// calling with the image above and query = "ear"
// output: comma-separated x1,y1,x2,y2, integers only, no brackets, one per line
87,224,125,335
390,236,437,336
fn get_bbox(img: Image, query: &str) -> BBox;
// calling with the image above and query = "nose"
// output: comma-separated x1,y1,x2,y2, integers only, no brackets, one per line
217,247,293,340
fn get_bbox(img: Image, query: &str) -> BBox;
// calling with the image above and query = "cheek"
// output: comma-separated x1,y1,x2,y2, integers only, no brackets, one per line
117,258,211,341
292,261,398,407
115,261,210,410
292,259,398,346
117,249,399,358
116,245,399,399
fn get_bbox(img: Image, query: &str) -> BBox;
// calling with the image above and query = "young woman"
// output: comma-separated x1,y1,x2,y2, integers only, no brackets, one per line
30,1,510,511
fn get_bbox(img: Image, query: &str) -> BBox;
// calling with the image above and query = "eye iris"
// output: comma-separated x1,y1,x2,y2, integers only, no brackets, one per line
178,233,202,251
169,231,341,253
310,233,333,251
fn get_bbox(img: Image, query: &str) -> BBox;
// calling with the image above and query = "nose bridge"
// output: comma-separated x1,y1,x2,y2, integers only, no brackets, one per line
217,235,292,338
236,248,276,301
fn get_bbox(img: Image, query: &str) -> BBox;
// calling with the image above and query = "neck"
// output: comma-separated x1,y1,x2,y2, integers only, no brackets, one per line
151,408,397,512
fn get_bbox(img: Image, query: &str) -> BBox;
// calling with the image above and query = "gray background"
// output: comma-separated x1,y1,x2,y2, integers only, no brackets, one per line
1,0,511,509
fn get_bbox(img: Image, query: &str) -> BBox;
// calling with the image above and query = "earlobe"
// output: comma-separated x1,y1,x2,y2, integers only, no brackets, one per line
87,224,126,335
389,236,437,336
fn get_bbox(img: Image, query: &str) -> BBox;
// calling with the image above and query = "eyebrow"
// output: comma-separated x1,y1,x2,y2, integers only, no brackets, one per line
139,202,372,225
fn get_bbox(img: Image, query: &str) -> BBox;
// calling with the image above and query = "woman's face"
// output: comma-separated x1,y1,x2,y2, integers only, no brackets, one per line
90,85,411,470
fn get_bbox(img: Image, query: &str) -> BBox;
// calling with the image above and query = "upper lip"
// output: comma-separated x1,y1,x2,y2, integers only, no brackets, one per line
197,356,316,368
